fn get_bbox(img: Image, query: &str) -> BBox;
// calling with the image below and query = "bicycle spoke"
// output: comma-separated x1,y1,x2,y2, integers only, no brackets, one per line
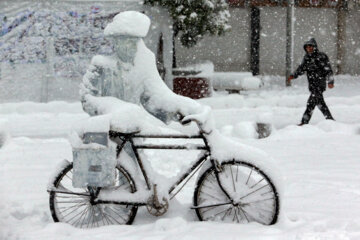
57,202,87,213
103,209,123,225
64,173,72,181
106,205,128,222
98,206,107,226
201,206,218,214
261,190,275,196
246,169,253,185
234,208,240,223
87,206,93,229
66,205,88,223
250,177,264,189
72,206,90,227
240,184,269,200
251,205,274,214
229,165,236,192
59,203,87,219
56,195,89,199
242,207,268,224
238,207,250,223
236,165,239,182
88,205,96,229
200,190,223,201
194,202,232,209
243,197,275,205
221,207,232,221
202,181,221,192
102,206,114,226
95,207,100,228
206,207,231,221
77,206,91,228
56,200,87,204
103,212,116,225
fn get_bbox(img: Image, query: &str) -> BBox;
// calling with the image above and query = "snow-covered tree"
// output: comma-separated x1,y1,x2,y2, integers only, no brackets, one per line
144,0,231,48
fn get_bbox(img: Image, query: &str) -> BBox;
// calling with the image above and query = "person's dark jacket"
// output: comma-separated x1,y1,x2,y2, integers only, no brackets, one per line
291,38,334,93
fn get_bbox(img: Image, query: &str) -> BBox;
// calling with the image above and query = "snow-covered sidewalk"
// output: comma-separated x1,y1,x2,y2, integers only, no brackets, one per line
1,75,360,239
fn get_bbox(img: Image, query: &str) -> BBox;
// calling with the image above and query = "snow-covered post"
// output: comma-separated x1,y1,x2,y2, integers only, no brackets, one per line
336,0,347,74
42,36,55,102
285,0,295,87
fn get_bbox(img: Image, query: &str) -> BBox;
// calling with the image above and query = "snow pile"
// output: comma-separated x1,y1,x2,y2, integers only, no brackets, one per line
212,72,262,91
104,11,151,37
174,61,215,77
0,101,82,114
220,121,258,139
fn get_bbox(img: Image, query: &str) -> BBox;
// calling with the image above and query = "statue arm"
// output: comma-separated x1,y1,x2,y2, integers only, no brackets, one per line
80,62,104,116
141,54,204,122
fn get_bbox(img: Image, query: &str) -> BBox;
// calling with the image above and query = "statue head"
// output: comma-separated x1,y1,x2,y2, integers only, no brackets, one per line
104,11,151,63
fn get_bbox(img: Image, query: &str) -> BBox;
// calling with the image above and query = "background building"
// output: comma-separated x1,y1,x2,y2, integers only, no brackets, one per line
175,0,360,76
0,0,359,103
0,0,173,102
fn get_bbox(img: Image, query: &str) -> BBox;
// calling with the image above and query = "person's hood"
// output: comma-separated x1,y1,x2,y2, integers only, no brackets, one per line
303,38,318,53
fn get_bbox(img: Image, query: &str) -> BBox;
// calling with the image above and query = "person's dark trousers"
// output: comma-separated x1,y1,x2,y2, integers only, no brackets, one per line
301,91,334,124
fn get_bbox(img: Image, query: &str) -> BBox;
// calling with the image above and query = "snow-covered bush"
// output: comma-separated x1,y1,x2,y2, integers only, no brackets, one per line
144,0,231,47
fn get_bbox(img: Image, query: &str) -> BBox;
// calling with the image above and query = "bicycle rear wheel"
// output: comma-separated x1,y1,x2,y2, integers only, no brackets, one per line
194,160,279,225
49,163,137,228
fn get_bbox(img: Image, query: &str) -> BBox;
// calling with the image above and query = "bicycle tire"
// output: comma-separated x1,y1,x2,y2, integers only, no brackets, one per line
49,162,138,228
193,160,279,225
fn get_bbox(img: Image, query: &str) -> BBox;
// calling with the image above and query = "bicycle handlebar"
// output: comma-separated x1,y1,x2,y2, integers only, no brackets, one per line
176,112,211,135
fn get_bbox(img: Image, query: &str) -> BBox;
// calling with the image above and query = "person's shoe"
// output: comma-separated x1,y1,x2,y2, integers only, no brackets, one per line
297,123,305,126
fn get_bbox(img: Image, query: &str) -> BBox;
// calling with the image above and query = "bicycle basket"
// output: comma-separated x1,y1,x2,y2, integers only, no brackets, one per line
72,132,116,188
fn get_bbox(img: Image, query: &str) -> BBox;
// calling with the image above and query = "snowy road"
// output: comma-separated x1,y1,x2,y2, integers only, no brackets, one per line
1,76,360,239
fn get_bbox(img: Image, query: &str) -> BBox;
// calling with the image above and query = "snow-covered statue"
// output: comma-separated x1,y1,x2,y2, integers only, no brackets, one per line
80,11,207,126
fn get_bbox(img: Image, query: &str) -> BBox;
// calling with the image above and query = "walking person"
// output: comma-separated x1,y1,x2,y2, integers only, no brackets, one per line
287,38,335,126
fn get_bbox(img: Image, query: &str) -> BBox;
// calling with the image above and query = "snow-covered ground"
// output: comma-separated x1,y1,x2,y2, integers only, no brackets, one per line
1,75,360,240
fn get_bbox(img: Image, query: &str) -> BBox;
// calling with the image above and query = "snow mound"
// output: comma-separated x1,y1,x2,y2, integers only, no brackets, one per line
316,120,360,135
0,101,83,114
104,11,151,37
220,122,258,139
270,120,360,140
212,72,262,91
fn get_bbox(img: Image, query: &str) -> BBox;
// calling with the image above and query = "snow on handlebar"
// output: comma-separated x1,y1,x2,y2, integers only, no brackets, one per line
176,112,211,135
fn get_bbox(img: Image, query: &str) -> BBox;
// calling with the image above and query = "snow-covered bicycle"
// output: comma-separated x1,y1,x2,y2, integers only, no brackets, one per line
48,117,280,228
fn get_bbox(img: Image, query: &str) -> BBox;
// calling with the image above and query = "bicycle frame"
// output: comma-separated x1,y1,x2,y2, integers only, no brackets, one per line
94,130,212,206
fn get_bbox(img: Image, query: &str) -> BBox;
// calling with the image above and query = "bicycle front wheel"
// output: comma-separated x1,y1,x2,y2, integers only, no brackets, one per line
194,160,279,225
49,163,138,228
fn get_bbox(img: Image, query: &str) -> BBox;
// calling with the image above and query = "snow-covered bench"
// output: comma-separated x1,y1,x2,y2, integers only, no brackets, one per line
211,72,262,93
